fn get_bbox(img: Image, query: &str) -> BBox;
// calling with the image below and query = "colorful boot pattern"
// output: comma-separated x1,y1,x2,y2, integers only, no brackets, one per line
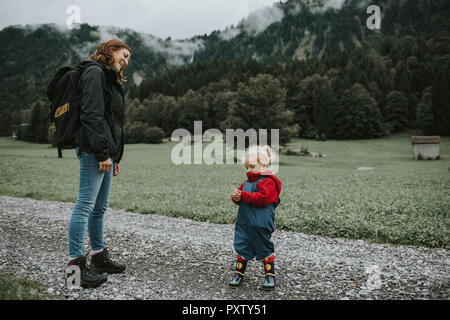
262,255,275,290
229,255,247,288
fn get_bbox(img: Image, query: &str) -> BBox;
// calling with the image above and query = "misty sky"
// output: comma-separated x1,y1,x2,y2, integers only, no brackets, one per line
0,0,280,39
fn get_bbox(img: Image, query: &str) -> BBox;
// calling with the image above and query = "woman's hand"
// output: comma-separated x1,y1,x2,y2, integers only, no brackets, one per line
99,158,113,173
113,163,120,176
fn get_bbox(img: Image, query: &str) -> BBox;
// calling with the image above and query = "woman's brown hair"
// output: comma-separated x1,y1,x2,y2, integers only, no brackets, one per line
89,39,131,83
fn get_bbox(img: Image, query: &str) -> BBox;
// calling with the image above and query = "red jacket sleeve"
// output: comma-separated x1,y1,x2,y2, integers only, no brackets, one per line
240,179,278,208
231,183,244,205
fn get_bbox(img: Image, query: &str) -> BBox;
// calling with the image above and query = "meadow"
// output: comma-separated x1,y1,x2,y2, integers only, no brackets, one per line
0,136,449,249
0,270,49,300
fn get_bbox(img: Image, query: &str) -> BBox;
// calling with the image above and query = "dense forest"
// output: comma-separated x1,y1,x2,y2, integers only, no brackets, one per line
1,0,449,145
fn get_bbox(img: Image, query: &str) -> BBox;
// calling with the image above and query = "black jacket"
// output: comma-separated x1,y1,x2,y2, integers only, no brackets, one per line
75,60,124,163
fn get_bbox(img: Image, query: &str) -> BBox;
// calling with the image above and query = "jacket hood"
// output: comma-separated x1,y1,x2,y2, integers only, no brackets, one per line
78,60,124,96
246,171,282,195
78,59,118,80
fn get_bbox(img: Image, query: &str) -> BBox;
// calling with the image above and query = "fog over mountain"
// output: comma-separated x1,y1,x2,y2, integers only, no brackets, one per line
0,0,279,39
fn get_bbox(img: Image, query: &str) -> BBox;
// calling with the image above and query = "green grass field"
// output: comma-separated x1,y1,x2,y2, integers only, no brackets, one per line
0,270,50,300
0,136,449,249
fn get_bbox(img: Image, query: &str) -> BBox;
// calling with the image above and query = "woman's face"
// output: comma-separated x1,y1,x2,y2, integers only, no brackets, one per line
111,48,131,73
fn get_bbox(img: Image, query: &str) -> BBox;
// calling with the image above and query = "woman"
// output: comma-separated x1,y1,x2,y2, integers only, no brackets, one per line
67,39,131,288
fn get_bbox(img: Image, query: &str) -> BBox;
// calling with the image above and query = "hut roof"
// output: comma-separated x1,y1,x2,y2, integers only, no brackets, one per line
411,136,440,144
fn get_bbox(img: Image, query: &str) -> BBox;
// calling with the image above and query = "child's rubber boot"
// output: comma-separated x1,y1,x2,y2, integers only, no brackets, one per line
262,255,275,291
229,255,247,288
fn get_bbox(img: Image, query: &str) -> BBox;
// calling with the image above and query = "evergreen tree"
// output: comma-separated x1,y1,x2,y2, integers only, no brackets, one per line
384,91,409,132
432,69,450,135
0,112,11,136
208,91,237,130
22,101,49,143
222,74,298,146
178,90,209,133
150,95,180,136
416,87,435,135
330,83,384,139
290,74,335,139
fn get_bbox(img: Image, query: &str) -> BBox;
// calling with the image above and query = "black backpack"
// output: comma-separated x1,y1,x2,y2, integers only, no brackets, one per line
47,63,109,158
47,65,84,158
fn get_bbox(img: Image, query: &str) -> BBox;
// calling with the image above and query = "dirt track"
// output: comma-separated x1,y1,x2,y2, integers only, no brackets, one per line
0,195,448,300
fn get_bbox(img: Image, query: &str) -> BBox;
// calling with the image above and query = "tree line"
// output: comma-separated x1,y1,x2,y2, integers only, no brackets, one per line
10,0,450,145
123,32,450,144
15,30,450,146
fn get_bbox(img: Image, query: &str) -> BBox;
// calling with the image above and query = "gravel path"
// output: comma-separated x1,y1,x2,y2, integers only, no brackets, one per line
0,195,448,300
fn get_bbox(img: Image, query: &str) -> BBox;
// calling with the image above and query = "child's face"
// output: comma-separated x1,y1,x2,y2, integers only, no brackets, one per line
245,156,266,174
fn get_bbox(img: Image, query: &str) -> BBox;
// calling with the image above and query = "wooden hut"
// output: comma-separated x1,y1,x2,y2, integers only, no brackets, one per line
411,136,440,160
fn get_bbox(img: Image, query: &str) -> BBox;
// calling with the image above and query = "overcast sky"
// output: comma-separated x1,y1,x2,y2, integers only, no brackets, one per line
0,0,280,39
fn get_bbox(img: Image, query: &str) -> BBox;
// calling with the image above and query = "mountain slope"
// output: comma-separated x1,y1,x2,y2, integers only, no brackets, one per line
191,0,450,63
0,0,449,138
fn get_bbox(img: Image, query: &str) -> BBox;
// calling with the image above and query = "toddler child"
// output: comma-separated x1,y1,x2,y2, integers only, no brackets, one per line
229,145,281,290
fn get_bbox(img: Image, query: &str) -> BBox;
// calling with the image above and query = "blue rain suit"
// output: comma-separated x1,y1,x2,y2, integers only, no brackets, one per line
233,177,280,260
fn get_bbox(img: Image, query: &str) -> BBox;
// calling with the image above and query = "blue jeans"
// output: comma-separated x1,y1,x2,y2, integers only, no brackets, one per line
68,146,113,258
